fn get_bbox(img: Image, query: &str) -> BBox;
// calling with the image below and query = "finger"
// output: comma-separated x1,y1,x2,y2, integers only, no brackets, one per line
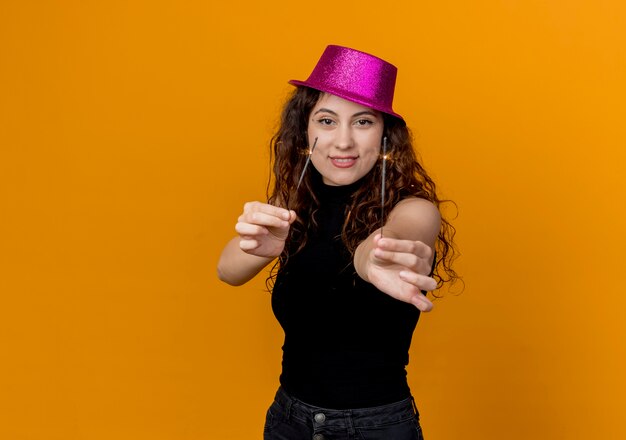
399,270,438,292
235,222,269,236
377,238,433,260
241,211,291,229
410,293,434,312
244,202,292,221
239,239,259,251
374,249,431,275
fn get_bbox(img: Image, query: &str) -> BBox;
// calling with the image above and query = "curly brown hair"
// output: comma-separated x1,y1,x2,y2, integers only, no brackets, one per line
266,87,459,296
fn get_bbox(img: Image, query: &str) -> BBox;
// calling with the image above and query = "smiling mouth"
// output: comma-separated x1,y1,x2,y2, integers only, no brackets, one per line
330,156,358,168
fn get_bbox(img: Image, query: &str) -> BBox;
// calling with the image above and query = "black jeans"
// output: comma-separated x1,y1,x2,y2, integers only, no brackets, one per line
264,387,424,440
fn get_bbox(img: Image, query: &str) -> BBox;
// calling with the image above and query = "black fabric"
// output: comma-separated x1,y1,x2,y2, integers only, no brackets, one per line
264,387,424,439
271,175,421,409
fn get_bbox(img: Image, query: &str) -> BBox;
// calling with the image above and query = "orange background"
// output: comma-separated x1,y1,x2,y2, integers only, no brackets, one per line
1,1,625,439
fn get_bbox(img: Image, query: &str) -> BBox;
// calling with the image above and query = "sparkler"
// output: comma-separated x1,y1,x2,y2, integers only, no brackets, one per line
380,137,388,237
296,137,318,191
285,137,318,212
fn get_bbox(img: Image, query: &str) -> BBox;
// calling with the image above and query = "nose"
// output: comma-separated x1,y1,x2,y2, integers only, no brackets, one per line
334,124,354,150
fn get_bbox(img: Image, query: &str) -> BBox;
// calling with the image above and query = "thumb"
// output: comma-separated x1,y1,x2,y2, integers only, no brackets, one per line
373,233,382,248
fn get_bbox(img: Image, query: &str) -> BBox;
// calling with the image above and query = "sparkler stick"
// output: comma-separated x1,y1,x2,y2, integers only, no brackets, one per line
296,137,318,191
380,137,388,237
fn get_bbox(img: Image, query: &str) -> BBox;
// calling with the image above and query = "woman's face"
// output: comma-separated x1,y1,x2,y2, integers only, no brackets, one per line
307,93,384,186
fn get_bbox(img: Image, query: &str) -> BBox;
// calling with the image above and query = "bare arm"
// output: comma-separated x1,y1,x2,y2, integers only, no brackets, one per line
217,202,296,286
217,237,276,286
354,197,441,311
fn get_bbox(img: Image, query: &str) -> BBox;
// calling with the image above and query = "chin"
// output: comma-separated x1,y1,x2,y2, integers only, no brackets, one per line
323,175,362,186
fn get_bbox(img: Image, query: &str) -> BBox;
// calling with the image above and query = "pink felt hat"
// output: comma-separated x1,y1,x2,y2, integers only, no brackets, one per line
289,45,403,121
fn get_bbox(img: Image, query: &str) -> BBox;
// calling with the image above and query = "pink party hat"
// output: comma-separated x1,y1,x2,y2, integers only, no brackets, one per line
289,45,403,120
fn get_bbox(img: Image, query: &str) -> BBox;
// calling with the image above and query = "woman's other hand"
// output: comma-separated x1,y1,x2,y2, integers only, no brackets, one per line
365,233,436,312
236,202,296,258
217,202,296,286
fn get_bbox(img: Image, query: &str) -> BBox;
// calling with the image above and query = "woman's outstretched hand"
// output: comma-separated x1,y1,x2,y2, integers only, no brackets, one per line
235,202,296,258
365,233,436,312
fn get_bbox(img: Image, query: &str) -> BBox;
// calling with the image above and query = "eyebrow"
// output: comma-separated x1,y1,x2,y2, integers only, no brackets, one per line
313,108,379,118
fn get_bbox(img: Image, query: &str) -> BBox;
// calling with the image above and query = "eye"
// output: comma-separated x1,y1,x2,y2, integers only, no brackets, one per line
316,118,335,126
354,119,374,126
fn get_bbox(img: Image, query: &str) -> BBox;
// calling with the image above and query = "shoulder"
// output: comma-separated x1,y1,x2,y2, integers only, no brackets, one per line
385,197,441,246
391,197,440,223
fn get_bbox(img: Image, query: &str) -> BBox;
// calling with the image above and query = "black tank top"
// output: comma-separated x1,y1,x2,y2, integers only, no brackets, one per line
272,176,421,409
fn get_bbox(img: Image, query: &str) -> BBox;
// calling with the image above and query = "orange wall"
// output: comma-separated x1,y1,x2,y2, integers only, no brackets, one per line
1,1,624,439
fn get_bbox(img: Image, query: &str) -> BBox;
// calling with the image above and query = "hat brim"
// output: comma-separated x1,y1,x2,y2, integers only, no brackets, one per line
288,79,404,121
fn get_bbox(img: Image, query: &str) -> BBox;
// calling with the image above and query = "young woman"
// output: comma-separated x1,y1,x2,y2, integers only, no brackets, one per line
218,45,457,440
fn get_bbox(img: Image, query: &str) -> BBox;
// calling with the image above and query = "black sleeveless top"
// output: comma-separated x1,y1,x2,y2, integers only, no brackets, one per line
271,176,421,409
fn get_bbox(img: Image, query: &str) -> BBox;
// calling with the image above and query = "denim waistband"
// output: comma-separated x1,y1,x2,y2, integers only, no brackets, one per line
272,386,419,430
